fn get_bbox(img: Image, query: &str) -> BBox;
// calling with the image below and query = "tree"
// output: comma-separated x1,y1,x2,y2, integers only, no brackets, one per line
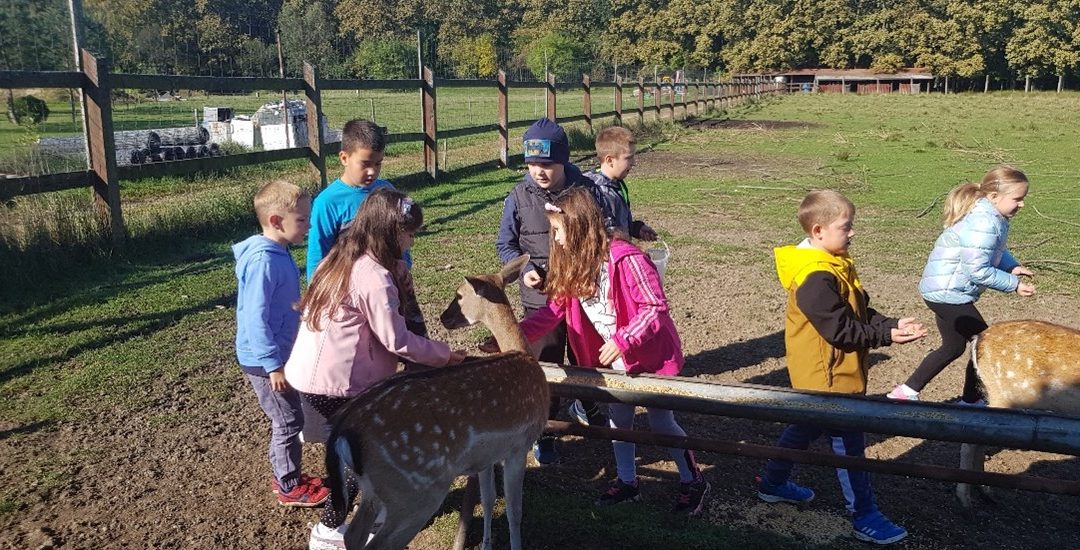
1006,2,1080,90
350,38,416,79
447,34,498,78
279,0,342,77
522,32,584,79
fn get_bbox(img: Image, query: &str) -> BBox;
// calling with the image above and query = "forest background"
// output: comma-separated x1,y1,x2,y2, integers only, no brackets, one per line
4,0,1080,90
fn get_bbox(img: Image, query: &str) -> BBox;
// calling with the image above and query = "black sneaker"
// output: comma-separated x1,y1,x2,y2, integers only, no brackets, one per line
595,478,641,506
674,478,711,516
532,435,558,465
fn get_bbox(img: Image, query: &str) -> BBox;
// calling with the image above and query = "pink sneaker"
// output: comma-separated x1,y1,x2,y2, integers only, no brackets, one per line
886,385,919,401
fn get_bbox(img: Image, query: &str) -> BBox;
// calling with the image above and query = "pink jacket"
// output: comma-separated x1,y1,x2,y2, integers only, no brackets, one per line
520,239,683,375
285,254,451,397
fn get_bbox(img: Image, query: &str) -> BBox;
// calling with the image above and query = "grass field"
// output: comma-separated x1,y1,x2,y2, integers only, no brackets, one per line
2,91,1078,549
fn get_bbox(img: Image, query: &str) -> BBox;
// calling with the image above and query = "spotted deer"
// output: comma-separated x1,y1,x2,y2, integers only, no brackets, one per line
324,255,550,549
958,320,1080,510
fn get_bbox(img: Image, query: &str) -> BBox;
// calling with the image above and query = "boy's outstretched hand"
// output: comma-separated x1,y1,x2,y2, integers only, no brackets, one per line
891,318,928,344
523,270,544,289
447,350,468,365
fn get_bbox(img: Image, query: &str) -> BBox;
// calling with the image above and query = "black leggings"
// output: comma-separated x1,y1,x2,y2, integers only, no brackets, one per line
904,300,987,402
300,392,358,528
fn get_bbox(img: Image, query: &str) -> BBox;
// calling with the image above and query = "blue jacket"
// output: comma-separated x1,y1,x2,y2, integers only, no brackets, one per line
919,197,1020,304
306,178,407,281
234,235,301,373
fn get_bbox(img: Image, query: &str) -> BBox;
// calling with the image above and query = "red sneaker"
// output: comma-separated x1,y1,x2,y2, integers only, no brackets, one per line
272,473,325,495
276,479,330,508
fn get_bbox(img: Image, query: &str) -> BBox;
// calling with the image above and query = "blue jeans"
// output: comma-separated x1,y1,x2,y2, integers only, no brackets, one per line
245,372,304,493
763,424,877,518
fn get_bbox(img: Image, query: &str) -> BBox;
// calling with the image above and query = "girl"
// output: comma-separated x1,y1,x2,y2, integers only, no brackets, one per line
889,165,1036,404
518,188,710,516
285,188,465,550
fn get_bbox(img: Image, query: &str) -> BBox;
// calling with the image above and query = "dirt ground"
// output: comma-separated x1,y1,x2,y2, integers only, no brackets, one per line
3,135,1079,550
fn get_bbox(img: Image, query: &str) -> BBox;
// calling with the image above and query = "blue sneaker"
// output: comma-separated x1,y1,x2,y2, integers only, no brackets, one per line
568,400,589,425
532,435,558,465
757,479,815,504
853,511,907,545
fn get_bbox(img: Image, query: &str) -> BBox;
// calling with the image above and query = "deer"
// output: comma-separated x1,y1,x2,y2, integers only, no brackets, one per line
323,254,550,549
957,320,1080,511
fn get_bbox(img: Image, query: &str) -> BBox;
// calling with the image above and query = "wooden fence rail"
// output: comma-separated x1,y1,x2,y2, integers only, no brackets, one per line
0,51,784,251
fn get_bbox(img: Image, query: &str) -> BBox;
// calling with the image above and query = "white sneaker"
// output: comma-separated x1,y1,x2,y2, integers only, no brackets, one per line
886,384,919,401
309,522,347,550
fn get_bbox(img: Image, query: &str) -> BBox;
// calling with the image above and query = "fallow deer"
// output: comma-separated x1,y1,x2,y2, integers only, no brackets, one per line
958,320,1080,510
324,255,550,549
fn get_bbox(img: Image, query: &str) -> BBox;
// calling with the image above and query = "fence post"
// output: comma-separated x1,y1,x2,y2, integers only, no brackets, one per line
637,76,645,123
303,62,327,189
669,82,676,120
546,72,556,121
582,73,592,132
614,76,623,126
654,76,662,119
422,66,438,181
81,49,125,251
498,70,509,168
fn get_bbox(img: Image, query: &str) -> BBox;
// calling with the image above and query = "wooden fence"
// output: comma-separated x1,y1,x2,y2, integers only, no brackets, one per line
0,50,783,250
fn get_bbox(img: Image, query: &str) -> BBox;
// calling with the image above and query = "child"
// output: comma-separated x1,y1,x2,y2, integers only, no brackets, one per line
889,166,1035,403
585,125,657,241
518,188,711,516
233,180,330,507
286,188,466,550
759,189,926,545
495,117,605,463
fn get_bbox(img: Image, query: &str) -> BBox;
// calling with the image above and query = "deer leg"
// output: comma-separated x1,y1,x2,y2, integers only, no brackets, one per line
957,442,984,515
502,452,528,550
344,489,380,549
453,475,479,550
478,466,497,550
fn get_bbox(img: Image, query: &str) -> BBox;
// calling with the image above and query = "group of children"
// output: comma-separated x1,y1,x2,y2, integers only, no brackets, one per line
233,113,1035,548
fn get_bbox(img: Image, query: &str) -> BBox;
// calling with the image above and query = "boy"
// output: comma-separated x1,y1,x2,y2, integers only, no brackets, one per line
495,117,603,463
234,180,329,507
585,125,657,241
759,190,926,545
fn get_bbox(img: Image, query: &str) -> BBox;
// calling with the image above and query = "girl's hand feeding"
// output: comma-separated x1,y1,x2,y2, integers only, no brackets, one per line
1016,281,1036,297
598,341,622,366
447,350,468,365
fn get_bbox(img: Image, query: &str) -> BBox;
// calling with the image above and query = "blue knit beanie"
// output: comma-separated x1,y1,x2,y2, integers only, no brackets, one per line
522,118,569,164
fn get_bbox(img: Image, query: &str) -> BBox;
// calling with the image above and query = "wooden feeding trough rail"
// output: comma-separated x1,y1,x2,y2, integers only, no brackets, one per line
539,365,1080,496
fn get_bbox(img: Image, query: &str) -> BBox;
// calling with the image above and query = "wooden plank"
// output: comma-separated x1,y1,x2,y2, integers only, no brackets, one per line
111,73,304,92
498,70,508,168
591,110,618,119
0,70,83,89
422,66,437,180
434,79,497,88
0,171,91,200
439,124,499,140
303,62,327,189
117,147,308,181
508,81,549,90
319,78,420,91
82,49,125,250
507,119,535,130
560,114,588,124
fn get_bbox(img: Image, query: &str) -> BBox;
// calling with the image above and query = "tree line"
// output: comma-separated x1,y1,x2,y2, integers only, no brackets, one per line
3,0,1079,89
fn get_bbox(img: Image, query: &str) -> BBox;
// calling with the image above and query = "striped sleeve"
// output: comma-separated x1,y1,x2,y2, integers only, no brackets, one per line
612,253,667,352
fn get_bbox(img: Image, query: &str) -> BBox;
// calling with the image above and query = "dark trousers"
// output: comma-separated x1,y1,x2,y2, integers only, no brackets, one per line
301,392,357,528
244,373,304,493
905,300,987,402
763,425,878,518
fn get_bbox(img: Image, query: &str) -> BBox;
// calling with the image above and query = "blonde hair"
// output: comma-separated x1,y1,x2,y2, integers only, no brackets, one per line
595,126,636,161
797,190,854,234
544,188,612,302
941,165,1029,227
253,180,309,225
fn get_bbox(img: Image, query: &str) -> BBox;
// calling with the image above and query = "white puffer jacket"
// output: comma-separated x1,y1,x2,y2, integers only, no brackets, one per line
918,198,1019,304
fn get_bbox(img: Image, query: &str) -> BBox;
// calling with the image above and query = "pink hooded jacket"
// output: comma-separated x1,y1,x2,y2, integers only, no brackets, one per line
520,239,683,375
285,254,451,398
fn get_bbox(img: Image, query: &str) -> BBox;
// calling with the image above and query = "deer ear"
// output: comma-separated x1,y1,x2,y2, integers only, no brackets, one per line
499,255,530,287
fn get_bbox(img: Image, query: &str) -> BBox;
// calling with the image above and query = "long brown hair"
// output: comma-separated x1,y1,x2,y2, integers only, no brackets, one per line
299,188,423,330
941,165,1029,227
544,188,611,301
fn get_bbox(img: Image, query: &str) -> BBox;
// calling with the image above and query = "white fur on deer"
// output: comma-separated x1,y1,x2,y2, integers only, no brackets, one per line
324,255,550,549
958,320,1080,510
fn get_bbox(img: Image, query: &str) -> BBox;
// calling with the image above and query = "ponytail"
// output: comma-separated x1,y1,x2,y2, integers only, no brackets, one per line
941,165,1029,227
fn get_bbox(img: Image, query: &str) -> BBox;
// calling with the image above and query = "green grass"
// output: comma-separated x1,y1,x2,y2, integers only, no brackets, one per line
1,92,1077,543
